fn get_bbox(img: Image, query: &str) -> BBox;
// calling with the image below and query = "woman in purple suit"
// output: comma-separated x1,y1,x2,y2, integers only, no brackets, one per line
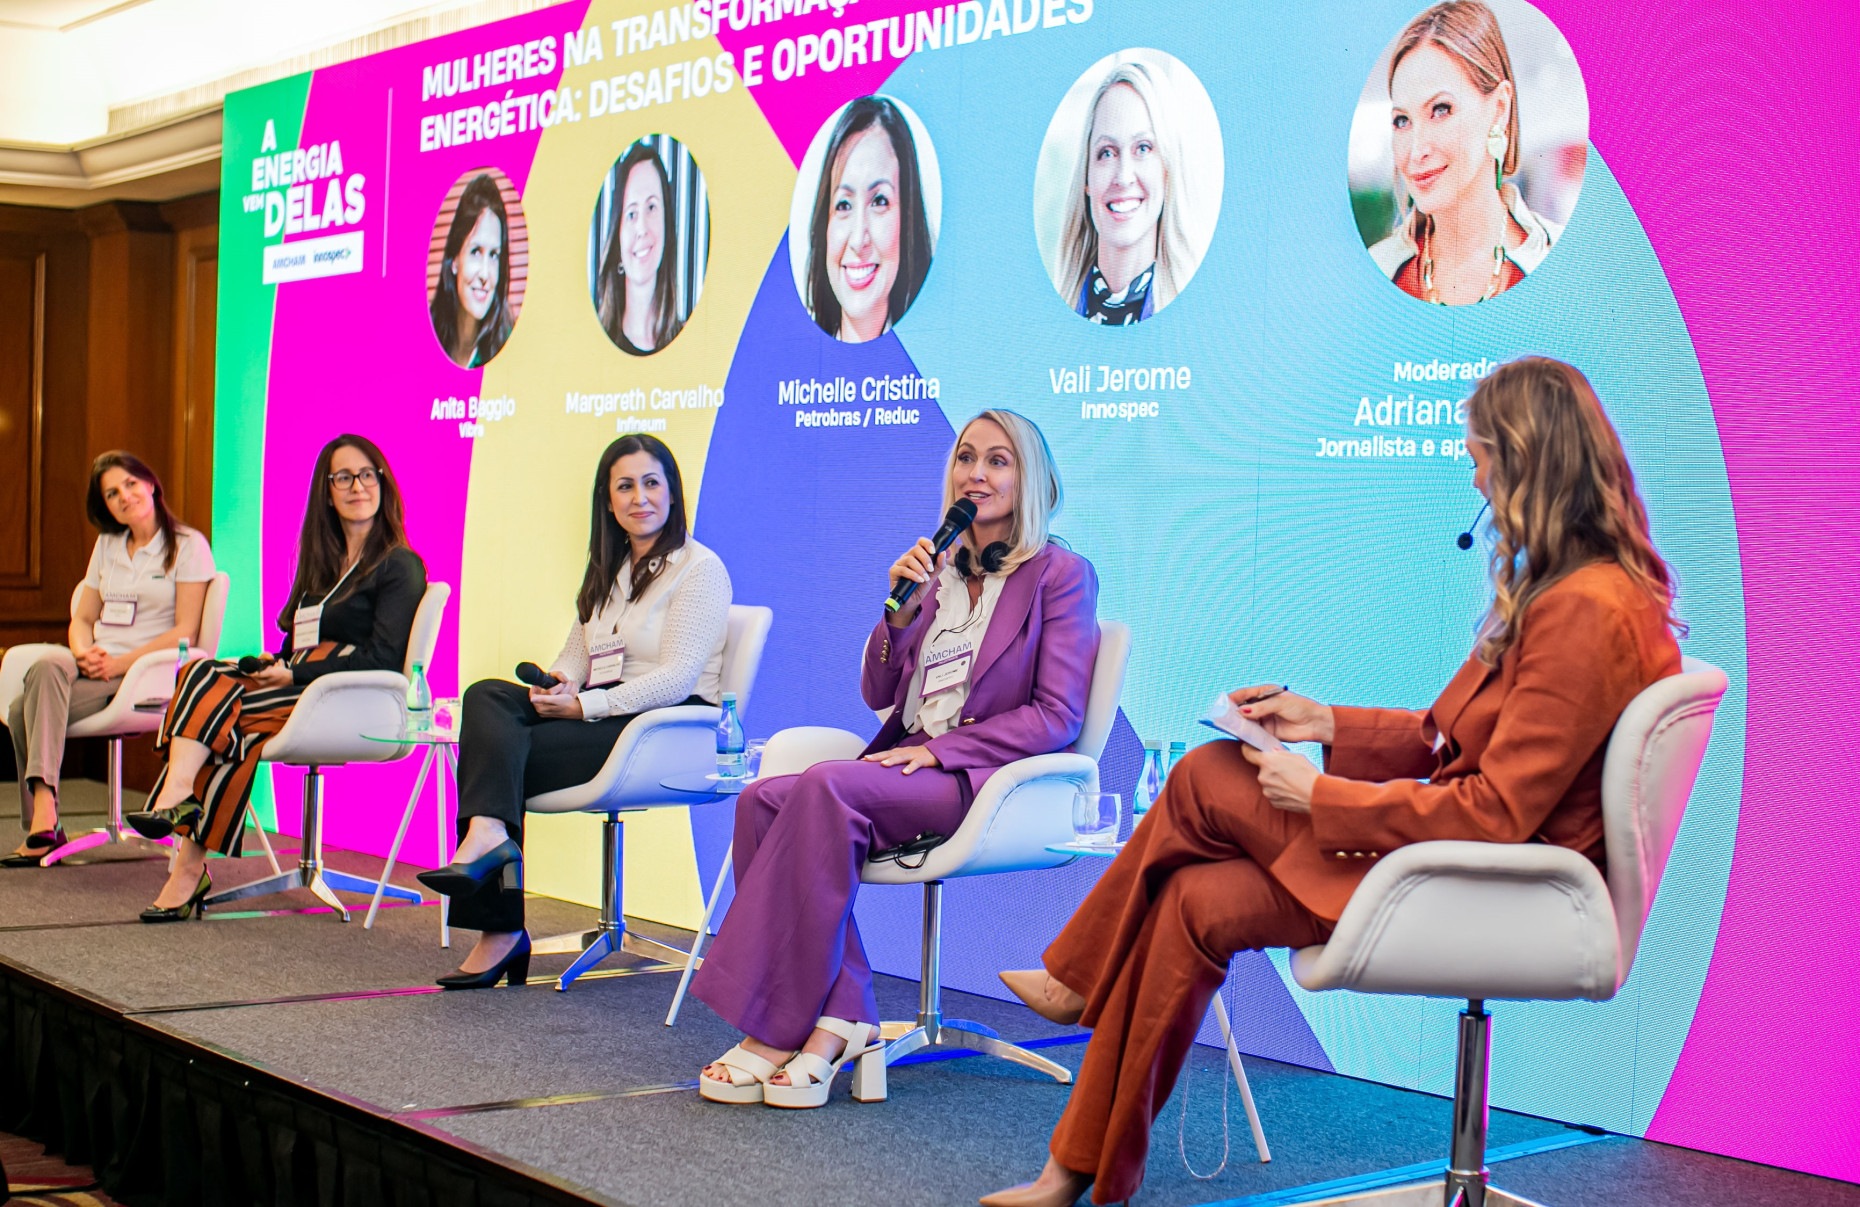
693,408,1099,1109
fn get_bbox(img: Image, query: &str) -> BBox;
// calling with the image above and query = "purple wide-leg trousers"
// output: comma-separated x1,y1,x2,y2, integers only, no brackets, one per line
690,736,970,1051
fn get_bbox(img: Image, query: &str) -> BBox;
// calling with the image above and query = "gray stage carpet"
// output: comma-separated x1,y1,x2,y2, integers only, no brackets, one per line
3,780,1854,1207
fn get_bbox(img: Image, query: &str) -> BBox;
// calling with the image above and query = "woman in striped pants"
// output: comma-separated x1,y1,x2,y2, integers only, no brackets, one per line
127,434,426,922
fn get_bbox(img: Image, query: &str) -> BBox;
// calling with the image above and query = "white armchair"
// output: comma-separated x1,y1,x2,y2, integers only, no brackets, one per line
202,583,451,921
525,604,774,992
1288,658,1728,1207
724,621,1131,1085
0,572,234,867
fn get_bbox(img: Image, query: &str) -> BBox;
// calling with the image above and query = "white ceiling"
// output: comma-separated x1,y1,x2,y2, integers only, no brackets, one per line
0,0,151,32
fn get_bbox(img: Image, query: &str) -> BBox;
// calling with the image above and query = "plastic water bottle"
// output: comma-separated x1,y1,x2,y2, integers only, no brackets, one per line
407,661,433,734
716,692,746,779
176,637,189,679
1133,741,1165,816
1167,740,1187,781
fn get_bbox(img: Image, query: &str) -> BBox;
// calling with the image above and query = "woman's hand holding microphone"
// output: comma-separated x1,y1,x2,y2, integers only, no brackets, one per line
884,536,949,627
1229,685,1336,815
529,669,584,720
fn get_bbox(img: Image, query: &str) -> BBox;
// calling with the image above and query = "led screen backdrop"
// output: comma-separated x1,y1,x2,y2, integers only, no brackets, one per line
213,0,1860,1181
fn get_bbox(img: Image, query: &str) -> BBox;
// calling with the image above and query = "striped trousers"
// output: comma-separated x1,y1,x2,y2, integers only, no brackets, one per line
152,646,338,855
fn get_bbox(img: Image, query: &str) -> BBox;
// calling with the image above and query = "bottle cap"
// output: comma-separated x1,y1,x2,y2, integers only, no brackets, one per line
1142,740,1163,751
722,691,737,703
1168,740,1187,752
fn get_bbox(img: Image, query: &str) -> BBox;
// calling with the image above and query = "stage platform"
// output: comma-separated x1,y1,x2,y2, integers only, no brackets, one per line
2,782,1853,1207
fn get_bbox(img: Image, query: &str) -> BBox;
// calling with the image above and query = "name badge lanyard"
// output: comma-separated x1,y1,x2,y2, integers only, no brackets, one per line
97,545,141,628
293,559,360,651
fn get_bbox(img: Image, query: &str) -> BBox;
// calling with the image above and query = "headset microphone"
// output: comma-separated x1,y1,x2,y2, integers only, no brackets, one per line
1456,500,1491,551
885,499,978,612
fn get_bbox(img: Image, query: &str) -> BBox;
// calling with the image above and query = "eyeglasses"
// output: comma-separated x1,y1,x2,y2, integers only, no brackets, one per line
329,468,382,491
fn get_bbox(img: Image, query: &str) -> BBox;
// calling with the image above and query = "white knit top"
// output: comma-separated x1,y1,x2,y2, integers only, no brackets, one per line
550,540,732,721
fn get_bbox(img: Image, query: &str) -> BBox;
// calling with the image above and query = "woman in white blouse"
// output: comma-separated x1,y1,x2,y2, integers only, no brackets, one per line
419,434,731,989
5,452,214,867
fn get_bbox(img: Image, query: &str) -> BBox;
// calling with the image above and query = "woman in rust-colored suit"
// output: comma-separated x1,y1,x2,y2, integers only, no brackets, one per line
985,356,1687,1207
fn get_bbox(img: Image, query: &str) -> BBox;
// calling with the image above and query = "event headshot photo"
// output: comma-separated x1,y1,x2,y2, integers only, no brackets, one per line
1032,48,1224,327
1348,0,1589,305
786,95,941,344
426,167,528,367
587,135,711,356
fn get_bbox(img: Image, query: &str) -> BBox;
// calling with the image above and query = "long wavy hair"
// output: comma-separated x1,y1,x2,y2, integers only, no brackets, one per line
429,173,515,367
596,141,684,354
1054,59,1199,313
291,434,409,610
940,409,1064,575
576,434,689,622
85,450,185,573
1468,357,1683,665
806,96,933,338
1388,1,1519,247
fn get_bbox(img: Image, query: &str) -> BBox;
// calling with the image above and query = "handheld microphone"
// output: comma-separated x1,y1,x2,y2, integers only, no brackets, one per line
1456,500,1491,550
237,655,272,674
515,661,557,689
885,498,977,613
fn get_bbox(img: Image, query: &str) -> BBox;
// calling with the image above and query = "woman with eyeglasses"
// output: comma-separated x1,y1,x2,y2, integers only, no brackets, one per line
126,435,426,922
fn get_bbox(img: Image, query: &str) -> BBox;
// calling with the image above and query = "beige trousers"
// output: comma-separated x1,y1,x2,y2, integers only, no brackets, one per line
6,648,120,826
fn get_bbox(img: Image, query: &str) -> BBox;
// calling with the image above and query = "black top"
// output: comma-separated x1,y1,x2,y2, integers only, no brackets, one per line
274,546,429,685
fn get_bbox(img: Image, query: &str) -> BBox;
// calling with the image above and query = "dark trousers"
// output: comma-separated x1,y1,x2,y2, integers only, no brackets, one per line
449,679,703,933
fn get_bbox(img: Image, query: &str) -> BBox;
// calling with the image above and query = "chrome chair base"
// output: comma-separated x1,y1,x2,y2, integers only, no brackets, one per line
881,1016,1072,1083
201,766,421,921
40,823,171,867
1300,1183,1544,1206
1307,1001,1543,1207
532,812,696,991
881,880,1074,1085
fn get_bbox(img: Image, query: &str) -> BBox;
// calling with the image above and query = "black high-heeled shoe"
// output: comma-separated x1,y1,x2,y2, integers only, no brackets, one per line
140,871,212,923
126,797,204,841
417,839,522,897
436,932,531,990
1,827,68,868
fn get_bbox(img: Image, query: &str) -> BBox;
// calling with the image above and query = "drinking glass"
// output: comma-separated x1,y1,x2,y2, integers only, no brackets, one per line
1072,791,1123,847
432,696,462,736
745,738,769,780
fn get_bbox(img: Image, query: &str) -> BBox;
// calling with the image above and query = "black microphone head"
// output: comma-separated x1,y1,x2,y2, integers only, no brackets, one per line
237,655,269,674
1456,531,1474,551
946,498,978,529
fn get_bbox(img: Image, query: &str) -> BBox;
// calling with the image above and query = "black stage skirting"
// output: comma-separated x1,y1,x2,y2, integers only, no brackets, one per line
0,962,590,1207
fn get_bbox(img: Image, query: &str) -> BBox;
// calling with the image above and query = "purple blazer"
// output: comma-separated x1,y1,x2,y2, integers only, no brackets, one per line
859,543,1100,797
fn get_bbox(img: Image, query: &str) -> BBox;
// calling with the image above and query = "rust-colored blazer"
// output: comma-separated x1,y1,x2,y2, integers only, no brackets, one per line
1270,561,1683,923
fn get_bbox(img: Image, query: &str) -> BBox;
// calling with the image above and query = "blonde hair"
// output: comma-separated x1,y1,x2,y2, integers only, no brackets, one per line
941,409,1063,574
1468,357,1685,665
1054,59,1200,311
1388,1,1519,242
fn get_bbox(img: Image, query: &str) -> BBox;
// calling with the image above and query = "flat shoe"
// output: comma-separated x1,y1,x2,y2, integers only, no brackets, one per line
999,969,1085,1026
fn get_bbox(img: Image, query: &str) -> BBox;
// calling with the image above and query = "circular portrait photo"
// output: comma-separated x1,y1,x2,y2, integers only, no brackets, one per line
1033,49,1223,327
787,95,941,344
1348,0,1589,306
427,167,527,367
588,135,711,356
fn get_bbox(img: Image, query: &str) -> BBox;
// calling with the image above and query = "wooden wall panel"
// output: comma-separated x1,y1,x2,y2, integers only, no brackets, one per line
167,214,218,535
0,249,43,589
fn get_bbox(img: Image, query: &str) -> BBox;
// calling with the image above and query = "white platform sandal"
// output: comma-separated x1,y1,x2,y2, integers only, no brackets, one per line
698,1043,794,1104
763,1017,887,1109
